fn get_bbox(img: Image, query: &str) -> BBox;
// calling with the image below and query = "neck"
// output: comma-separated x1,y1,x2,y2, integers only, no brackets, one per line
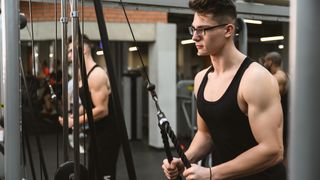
210,43,246,74
270,66,280,74
84,54,96,71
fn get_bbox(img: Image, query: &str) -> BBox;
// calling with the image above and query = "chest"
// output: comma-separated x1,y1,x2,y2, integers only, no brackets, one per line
203,72,248,114
203,70,237,101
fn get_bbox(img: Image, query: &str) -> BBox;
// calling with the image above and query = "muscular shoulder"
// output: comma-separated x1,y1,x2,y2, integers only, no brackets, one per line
194,66,211,97
240,62,280,106
88,67,109,90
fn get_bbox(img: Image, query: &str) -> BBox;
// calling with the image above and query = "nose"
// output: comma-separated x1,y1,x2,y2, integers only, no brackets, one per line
192,32,200,41
68,51,73,61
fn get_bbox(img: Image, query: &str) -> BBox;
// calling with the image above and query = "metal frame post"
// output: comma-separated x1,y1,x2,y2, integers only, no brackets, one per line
289,0,320,179
61,0,69,162
71,0,81,178
1,0,22,179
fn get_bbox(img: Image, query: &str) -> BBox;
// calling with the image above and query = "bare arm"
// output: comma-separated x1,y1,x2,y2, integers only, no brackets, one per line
274,70,288,95
186,68,214,163
162,68,213,179
79,68,110,124
185,112,213,163
211,64,284,179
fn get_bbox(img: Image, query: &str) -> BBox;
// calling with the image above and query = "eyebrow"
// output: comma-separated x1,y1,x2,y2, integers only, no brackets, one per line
191,25,215,29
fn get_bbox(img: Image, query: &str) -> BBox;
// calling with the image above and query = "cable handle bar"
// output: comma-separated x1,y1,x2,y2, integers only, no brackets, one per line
148,83,191,169
118,0,191,171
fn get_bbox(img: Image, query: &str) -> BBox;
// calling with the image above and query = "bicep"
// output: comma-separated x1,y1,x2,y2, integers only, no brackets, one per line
248,97,283,145
89,75,110,110
275,74,287,94
196,112,210,133
244,75,283,147
91,86,109,107
192,69,213,144
186,111,213,162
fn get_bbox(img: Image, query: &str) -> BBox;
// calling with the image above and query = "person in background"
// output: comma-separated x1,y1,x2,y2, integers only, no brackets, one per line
162,0,286,179
263,52,289,96
263,51,289,166
59,35,120,180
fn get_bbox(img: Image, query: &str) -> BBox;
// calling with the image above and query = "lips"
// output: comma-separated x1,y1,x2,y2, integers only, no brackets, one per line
196,44,203,49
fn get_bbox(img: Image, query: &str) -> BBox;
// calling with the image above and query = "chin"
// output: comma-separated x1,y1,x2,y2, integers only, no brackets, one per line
197,51,209,56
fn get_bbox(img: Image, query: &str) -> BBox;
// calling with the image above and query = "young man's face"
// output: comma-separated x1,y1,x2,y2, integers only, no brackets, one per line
67,42,90,62
191,12,228,56
67,43,73,62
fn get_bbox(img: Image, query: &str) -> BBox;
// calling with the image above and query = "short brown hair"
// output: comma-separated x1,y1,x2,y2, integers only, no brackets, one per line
189,0,237,23
265,51,282,67
67,34,92,49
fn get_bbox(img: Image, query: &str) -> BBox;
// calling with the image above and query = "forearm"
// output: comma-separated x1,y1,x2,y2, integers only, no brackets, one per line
212,144,283,179
79,107,108,124
185,131,213,163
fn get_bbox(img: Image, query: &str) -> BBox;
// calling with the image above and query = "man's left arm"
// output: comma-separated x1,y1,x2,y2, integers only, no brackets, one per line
79,69,110,124
210,65,284,179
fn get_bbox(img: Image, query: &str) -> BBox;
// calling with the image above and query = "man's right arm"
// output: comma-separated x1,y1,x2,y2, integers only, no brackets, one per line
186,68,214,163
186,113,213,163
162,113,213,179
162,68,213,179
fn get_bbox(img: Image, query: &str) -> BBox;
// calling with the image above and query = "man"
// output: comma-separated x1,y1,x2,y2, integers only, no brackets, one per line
162,0,286,179
263,52,289,96
59,35,120,180
263,51,289,164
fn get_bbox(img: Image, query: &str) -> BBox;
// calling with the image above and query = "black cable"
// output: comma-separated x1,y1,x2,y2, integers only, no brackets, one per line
71,2,81,178
119,0,191,170
119,1,150,85
21,114,37,180
160,119,191,168
76,26,101,179
24,2,50,179
20,57,47,180
81,0,87,167
54,0,60,170
92,0,137,179
61,0,69,163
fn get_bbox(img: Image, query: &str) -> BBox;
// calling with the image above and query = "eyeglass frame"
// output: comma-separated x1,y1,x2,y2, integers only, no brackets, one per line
188,24,228,36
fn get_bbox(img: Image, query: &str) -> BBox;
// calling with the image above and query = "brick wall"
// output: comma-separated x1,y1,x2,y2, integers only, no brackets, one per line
20,2,167,23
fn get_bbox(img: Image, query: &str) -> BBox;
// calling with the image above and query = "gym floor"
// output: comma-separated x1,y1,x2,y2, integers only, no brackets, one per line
24,127,169,180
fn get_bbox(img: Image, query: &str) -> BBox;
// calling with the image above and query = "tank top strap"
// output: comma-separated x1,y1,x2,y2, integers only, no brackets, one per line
87,64,100,78
231,57,253,88
197,66,213,99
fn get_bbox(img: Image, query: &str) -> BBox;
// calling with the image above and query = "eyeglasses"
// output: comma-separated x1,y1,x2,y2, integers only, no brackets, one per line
188,24,228,36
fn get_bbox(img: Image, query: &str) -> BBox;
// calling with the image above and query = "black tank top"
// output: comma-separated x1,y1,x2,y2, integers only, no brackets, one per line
79,64,116,133
197,57,286,180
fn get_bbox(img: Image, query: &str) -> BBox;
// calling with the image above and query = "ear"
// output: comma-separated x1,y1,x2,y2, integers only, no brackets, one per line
224,24,235,38
83,44,90,55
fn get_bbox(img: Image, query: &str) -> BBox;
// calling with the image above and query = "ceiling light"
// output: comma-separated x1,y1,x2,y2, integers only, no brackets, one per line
129,46,138,52
181,39,195,45
96,50,103,55
278,44,284,49
260,36,284,42
243,19,262,24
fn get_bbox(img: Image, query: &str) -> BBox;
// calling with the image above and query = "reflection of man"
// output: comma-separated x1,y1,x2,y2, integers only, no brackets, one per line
59,35,120,180
263,52,289,96
263,51,289,160
162,0,286,179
